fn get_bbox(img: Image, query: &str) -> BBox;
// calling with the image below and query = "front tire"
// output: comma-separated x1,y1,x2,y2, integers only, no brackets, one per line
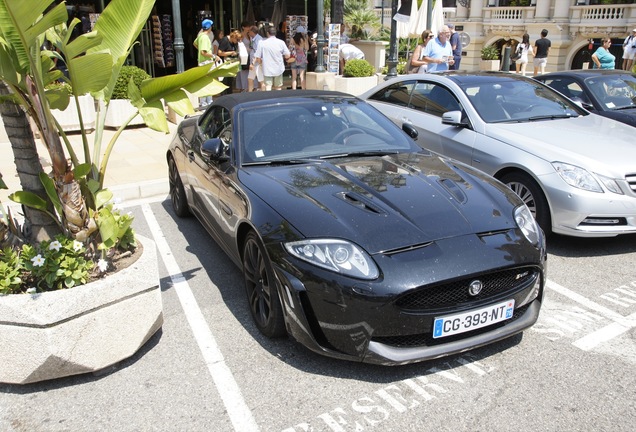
501,172,551,234
168,157,190,217
242,231,286,338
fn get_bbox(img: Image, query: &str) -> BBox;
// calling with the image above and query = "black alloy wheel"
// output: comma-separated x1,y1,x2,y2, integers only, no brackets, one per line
501,171,551,234
168,157,190,217
242,231,286,338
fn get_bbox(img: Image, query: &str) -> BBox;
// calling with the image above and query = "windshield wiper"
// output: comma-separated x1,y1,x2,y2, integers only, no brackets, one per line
528,114,577,121
242,158,319,166
320,150,400,159
613,105,636,111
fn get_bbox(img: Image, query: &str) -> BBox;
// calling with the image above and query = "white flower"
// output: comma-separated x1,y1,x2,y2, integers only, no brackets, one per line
48,240,62,251
31,254,45,267
97,259,109,272
26,287,37,294
73,240,84,252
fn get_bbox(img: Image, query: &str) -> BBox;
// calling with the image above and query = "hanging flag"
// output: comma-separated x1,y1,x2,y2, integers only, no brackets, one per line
394,0,413,24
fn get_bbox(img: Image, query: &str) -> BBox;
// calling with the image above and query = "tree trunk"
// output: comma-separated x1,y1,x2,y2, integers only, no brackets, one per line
0,81,60,243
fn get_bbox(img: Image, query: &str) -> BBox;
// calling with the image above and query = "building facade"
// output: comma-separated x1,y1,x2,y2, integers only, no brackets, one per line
433,0,636,72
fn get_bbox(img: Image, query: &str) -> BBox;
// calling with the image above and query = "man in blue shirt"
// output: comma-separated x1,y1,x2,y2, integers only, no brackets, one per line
423,25,455,72
448,24,462,70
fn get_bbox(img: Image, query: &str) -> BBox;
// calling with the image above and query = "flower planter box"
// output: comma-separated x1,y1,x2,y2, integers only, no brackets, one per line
51,94,96,132
104,98,145,129
333,74,380,96
479,60,501,71
0,235,163,384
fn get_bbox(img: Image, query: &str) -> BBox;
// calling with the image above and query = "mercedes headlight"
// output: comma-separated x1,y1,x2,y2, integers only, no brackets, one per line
514,205,540,247
285,239,379,280
552,162,621,194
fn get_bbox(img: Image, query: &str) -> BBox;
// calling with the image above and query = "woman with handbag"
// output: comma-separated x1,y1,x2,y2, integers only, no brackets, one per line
290,30,309,89
515,34,531,75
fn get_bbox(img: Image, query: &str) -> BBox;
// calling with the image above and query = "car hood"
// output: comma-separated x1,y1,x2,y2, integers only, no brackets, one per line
485,114,636,176
240,153,521,254
598,109,636,128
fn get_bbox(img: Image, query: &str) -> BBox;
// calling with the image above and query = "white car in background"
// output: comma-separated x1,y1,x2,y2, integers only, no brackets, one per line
360,71,636,238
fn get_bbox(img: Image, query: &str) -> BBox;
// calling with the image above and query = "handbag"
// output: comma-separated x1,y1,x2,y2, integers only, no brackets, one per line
511,44,522,61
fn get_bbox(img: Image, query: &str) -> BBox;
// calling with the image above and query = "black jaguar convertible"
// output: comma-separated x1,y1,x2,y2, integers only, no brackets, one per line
167,90,546,365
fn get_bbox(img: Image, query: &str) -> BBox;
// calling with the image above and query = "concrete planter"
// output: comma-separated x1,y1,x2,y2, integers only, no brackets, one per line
333,74,380,96
479,60,501,71
0,235,163,385
51,94,96,132
104,99,145,129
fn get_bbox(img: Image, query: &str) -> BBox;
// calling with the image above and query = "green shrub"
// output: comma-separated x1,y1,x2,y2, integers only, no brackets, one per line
381,59,408,75
480,45,500,60
112,65,151,99
343,59,376,77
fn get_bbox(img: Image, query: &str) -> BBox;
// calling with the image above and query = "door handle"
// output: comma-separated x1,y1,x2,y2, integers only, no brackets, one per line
187,150,195,162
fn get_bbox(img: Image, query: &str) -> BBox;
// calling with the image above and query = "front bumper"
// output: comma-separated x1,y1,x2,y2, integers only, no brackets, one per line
541,171,636,237
271,230,546,365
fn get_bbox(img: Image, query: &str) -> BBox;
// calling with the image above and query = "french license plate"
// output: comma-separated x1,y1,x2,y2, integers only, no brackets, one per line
432,300,515,339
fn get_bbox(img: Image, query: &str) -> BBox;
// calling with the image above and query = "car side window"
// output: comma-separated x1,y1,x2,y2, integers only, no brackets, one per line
544,78,590,105
409,82,461,118
368,81,415,107
200,106,231,140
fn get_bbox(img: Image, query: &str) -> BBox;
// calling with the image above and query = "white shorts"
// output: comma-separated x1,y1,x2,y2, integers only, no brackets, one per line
248,64,263,81
622,49,635,60
533,57,547,68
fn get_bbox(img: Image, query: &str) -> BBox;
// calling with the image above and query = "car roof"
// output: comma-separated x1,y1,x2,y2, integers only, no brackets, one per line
536,69,636,79
401,71,538,86
212,89,355,110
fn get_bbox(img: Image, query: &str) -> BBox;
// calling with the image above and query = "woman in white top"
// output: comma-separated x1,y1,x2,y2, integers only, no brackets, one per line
410,30,433,73
515,33,531,75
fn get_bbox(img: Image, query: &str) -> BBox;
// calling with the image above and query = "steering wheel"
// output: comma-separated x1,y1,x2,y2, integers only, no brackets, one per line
333,128,365,144
521,104,539,112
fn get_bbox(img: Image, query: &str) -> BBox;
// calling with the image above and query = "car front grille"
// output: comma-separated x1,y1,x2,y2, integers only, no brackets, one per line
372,304,531,348
394,266,539,311
626,173,636,194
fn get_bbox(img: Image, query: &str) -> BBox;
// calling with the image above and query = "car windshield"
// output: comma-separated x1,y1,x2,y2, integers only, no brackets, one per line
458,79,585,123
239,97,417,164
584,74,636,110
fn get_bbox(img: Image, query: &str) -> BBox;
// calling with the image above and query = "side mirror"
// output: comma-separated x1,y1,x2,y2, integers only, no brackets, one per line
202,138,229,162
442,110,468,127
402,123,419,139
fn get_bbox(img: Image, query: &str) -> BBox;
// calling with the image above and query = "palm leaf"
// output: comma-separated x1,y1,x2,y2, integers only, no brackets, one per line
0,0,66,73
87,0,155,103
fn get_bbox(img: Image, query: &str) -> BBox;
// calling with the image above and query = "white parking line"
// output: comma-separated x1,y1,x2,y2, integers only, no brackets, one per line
142,204,259,432
546,280,636,350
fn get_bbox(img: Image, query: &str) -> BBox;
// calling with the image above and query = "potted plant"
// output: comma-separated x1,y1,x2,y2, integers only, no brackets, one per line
480,45,501,71
0,0,238,384
334,59,379,95
104,65,150,128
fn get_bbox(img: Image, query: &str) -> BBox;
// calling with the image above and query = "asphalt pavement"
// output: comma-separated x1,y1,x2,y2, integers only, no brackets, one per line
0,114,177,206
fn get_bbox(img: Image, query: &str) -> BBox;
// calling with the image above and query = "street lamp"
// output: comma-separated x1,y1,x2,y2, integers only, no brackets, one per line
315,0,326,72
385,0,399,79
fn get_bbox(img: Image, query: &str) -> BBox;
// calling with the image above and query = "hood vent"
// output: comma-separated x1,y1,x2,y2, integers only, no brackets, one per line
337,192,386,215
439,178,467,204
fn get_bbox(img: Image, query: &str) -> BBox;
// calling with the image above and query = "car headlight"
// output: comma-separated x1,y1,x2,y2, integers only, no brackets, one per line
285,239,379,280
514,205,540,247
552,162,602,192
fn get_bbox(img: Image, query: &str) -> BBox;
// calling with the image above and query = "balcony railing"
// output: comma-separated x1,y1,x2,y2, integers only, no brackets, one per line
483,6,535,23
571,4,635,25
